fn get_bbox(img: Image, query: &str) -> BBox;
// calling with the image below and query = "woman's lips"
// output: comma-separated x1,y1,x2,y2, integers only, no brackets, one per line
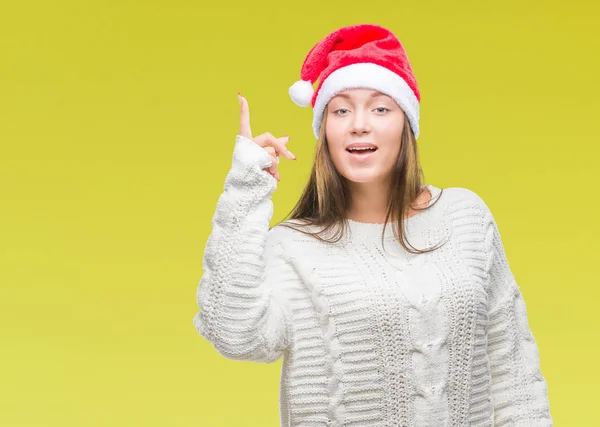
347,148,378,161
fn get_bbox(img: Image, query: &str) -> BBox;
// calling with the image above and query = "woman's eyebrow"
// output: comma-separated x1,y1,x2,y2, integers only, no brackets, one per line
332,92,389,100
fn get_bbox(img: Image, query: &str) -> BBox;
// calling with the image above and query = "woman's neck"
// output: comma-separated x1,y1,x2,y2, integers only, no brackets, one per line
346,184,432,223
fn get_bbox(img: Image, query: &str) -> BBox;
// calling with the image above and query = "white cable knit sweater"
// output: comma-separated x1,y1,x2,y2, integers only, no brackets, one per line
193,135,553,427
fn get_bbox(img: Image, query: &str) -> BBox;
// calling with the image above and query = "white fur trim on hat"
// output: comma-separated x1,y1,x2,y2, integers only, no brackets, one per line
311,62,420,139
289,79,314,107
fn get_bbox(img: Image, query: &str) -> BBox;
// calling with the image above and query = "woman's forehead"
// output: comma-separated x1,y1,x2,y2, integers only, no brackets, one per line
331,88,390,101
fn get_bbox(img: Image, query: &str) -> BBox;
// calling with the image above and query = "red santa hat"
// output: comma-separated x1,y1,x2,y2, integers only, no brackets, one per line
289,23,421,139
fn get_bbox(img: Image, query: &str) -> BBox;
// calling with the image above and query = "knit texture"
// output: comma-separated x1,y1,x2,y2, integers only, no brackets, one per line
193,135,553,427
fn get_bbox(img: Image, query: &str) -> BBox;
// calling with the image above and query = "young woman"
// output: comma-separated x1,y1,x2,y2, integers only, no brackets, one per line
193,23,553,427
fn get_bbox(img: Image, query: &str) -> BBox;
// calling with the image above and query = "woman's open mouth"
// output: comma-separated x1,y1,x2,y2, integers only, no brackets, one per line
347,147,378,160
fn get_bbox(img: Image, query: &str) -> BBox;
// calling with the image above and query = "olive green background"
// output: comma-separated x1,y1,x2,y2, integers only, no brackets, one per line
1,0,598,425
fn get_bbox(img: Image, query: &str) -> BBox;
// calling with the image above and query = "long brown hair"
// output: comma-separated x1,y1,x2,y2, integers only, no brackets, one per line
275,106,446,254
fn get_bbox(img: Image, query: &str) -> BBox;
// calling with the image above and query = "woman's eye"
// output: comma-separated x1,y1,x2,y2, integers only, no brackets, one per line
333,107,389,115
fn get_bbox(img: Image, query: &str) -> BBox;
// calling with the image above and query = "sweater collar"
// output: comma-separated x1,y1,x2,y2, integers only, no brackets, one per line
343,184,443,244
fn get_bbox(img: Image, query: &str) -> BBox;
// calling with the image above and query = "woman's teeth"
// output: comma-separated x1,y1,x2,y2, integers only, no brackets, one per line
348,148,377,154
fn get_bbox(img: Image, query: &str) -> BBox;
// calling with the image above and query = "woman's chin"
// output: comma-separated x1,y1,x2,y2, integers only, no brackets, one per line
342,170,383,184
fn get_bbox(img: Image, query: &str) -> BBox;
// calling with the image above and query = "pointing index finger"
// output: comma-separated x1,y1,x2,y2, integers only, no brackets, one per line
238,93,252,139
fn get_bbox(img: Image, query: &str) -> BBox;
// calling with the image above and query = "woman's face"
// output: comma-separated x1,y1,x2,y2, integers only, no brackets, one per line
325,88,405,185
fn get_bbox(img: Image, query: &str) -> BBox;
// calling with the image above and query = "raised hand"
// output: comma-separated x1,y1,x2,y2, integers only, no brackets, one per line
238,92,296,182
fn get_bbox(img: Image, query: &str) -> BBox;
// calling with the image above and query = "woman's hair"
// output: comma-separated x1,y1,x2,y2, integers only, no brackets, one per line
275,106,446,254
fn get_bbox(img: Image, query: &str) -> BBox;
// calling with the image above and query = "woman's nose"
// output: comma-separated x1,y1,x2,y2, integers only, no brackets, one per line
350,111,371,135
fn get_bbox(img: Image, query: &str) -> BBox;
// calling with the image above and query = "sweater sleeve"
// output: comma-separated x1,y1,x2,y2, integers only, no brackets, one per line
481,202,553,426
192,134,291,363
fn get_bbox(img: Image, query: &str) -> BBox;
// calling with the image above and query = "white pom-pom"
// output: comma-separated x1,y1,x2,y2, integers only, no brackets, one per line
289,79,314,107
